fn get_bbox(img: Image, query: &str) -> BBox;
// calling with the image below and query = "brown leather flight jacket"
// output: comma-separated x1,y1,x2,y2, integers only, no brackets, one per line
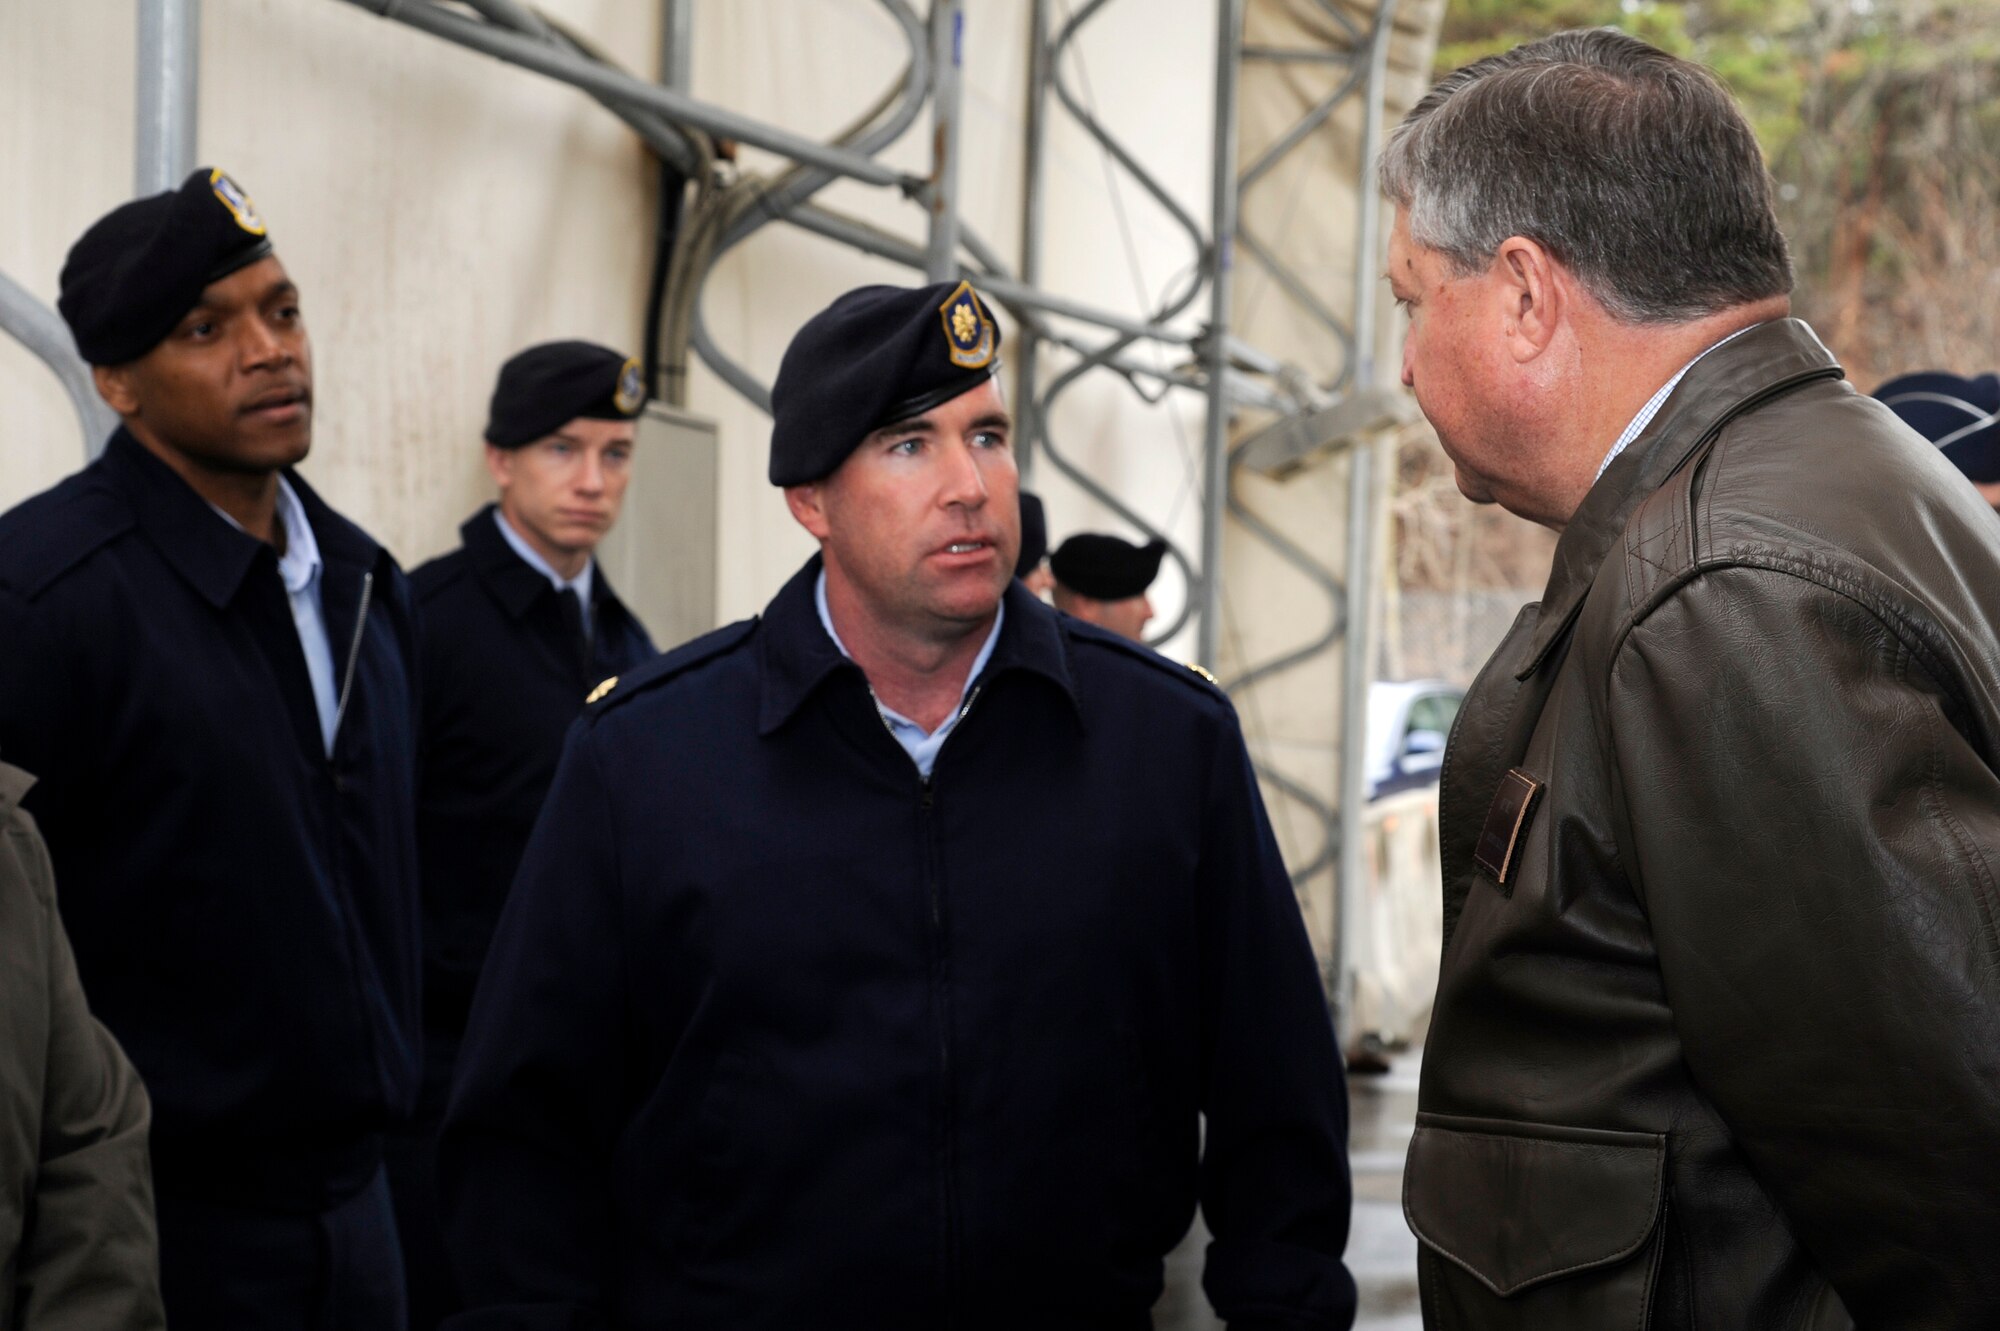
1406,320,2000,1330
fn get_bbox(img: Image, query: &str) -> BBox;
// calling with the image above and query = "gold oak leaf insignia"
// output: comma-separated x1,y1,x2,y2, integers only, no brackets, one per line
952,304,977,342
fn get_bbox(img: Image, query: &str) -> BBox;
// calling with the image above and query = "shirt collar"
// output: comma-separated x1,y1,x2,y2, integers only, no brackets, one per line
1595,323,1764,481
493,507,593,604
757,556,1080,737
203,475,322,597
814,568,1004,736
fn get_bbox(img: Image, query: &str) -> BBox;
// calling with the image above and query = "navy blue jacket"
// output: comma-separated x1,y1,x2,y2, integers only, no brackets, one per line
440,559,1355,1330
0,429,421,1212
411,505,655,1035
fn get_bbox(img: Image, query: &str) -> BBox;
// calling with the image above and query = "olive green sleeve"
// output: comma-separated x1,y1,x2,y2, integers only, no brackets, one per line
10,805,165,1331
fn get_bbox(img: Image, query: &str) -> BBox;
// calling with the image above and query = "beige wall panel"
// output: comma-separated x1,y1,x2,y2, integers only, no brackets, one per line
1,1,137,504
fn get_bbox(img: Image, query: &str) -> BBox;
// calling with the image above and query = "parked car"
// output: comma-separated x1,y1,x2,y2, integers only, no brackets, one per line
1366,679,1464,801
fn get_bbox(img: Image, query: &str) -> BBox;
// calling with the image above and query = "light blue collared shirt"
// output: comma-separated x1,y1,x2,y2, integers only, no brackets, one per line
815,570,1003,780
493,508,595,641
211,478,339,754
1595,324,1763,480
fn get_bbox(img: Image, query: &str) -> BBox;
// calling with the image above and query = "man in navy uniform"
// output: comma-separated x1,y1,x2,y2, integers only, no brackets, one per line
440,281,1356,1329
0,169,420,1328
1051,531,1169,642
390,341,656,1328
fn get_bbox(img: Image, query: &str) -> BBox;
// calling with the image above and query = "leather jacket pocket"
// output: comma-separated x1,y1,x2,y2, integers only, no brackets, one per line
1404,1112,1667,1330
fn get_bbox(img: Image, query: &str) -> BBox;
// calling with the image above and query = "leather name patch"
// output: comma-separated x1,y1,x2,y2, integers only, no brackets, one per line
1474,767,1546,890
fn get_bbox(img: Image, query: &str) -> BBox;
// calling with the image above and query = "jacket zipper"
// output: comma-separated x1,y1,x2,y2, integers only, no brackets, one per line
329,570,373,755
914,680,981,1328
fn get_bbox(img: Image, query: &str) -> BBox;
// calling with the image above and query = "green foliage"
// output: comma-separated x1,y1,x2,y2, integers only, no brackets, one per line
1436,0,1811,156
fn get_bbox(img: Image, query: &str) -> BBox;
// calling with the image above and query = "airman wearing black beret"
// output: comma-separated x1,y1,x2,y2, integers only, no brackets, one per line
440,280,1356,1327
390,339,656,1328
1051,531,1168,642
1,168,420,1329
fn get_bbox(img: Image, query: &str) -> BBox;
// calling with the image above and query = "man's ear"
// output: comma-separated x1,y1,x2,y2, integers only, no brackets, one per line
784,483,832,541
93,364,138,416
484,444,516,493
1495,235,1564,363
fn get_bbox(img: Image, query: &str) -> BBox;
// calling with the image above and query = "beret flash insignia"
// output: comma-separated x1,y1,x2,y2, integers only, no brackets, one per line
209,169,267,237
939,280,996,370
614,357,645,416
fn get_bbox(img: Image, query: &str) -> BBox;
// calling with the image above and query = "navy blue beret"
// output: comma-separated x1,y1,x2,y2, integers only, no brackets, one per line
1872,370,2000,483
486,341,646,448
1015,492,1048,578
769,280,1003,486
1051,533,1168,600
59,167,274,366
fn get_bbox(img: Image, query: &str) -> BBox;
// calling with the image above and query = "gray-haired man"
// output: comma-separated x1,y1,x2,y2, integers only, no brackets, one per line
1385,29,2000,1330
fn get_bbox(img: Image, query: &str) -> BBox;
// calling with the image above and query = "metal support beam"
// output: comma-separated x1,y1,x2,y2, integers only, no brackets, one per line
1352,0,1398,390
0,270,118,457
1332,0,1400,1047
137,0,200,194
338,0,918,193
662,0,692,91
924,0,964,282
1334,436,1378,1043
1015,0,1050,478
1196,0,1245,669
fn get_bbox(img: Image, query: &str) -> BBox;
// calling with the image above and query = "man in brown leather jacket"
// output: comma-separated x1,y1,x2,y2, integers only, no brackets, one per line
1380,29,2000,1330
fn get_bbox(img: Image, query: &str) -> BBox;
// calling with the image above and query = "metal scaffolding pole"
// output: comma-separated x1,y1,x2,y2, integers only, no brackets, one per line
340,0,915,192
1014,0,1051,478
1196,0,1245,669
924,0,964,282
1332,0,1400,1046
137,0,200,195
662,0,691,90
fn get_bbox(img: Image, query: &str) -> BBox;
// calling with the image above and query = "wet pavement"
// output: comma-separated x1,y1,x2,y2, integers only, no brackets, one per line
1151,1049,1424,1330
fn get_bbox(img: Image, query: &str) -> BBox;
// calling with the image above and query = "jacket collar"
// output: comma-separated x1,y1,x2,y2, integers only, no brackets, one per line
1515,317,1844,680
0,760,31,821
104,428,264,608
461,502,630,621
101,428,388,607
756,555,1080,736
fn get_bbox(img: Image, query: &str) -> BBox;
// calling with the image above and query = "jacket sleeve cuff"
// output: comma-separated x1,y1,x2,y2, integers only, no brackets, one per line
1205,1237,1358,1331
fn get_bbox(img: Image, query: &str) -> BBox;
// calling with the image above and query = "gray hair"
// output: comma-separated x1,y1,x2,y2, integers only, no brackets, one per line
1378,28,1792,323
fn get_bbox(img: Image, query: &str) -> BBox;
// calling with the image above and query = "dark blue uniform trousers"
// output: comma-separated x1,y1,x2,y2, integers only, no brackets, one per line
156,1167,407,1331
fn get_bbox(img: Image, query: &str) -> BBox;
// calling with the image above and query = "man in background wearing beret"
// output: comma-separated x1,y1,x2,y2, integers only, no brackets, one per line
440,280,1356,1329
0,169,421,1328
1014,489,1055,595
1051,531,1168,643
389,339,657,1329
1871,369,2000,513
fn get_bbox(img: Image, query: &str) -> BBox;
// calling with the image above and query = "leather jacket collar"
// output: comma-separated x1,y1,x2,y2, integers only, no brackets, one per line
1518,319,1844,680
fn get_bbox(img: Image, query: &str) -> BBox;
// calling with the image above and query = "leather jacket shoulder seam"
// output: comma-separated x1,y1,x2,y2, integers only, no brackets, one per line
1610,552,1959,702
